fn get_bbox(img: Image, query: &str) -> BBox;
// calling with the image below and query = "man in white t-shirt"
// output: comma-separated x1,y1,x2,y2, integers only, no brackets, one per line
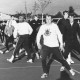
36,15,75,78
7,16,33,63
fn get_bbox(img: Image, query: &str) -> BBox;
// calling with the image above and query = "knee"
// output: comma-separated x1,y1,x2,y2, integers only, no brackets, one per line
41,57,46,62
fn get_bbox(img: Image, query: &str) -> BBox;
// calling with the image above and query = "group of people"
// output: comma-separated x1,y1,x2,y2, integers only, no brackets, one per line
0,11,80,78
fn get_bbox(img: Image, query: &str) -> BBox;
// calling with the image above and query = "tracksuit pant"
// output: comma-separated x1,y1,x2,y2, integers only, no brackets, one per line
41,45,71,74
63,40,80,61
5,34,14,50
13,34,31,59
0,32,3,43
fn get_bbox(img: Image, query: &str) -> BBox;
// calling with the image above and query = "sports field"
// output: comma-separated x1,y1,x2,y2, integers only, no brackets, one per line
0,44,80,80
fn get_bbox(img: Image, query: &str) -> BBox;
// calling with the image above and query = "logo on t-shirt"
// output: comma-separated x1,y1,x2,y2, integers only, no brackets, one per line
44,29,51,36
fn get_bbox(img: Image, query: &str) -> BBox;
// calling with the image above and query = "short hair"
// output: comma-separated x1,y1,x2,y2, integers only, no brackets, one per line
19,16,24,20
34,15,38,18
63,10,68,15
46,14,52,18
19,15,24,18
69,13,74,17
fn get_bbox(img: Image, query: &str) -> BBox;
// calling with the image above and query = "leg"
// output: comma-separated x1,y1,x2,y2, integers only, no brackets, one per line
41,45,51,74
40,45,51,78
70,41,80,61
0,33,3,43
73,40,80,55
23,35,32,60
5,35,9,51
13,36,24,58
63,43,72,65
63,43,71,59
67,52,74,64
71,50,80,61
7,36,24,63
52,47,75,76
46,57,54,74
10,35,14,44
5,35,14,53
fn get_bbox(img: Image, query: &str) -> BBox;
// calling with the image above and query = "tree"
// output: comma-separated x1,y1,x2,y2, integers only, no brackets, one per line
54,11,63,18
68,6,74,14
38,0,51,24
24,0,27,21
33,1,40,15
68,6,79,17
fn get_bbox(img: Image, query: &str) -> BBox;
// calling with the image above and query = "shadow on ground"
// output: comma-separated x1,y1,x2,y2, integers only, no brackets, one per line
57,71,74,80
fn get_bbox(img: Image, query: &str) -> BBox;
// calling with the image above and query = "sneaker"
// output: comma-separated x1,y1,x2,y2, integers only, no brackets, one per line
70,59,74,64
41,73,48,78
15,55,19,58
67,53,74,64
27,59,33,63
70,69,75,76
19,48,24,53
5,50,9,53
66,59,71,65
2,43,5,46
0,50,3,54
13,44,16,48
36,52,40,59
60,66,65,71
40,55,42,58
7,55,14,63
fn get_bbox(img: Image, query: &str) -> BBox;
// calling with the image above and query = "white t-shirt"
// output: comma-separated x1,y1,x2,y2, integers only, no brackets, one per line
13,22,33,38
37,23,63,47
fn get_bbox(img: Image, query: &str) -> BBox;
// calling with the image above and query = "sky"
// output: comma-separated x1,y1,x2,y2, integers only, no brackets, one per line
0,0,80,15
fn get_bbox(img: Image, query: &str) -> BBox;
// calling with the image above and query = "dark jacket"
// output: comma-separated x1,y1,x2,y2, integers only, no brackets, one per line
30,19,41,32
57,18,70,42
64,21,80,42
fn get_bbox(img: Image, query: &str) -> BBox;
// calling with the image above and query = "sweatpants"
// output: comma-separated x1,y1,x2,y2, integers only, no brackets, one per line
63,40,80,59
0,32,3,43
13,34,31,59
5,34,14,50
41,45,71,74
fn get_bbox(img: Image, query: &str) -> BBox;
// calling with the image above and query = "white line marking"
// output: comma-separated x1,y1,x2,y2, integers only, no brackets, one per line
0,64,80,75
0,63,80,73
0,64,61,70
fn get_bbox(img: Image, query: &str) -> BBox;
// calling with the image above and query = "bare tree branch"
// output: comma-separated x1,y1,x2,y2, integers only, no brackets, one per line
38,0,51,12
38,0,51,24
33,1,40,15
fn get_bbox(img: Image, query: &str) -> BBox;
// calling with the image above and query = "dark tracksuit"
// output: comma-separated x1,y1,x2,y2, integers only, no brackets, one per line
13,35,31,59
13,22,33,60
1,24,6,42
30,19,41,46
0,26,3,43
58,18,80,60
29,19,42,61
41,45,71,74
57,18,70,42
62,21,80,60
37,22,71,74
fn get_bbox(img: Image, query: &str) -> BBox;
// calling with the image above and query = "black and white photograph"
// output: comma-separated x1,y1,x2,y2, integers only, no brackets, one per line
0,0,80,80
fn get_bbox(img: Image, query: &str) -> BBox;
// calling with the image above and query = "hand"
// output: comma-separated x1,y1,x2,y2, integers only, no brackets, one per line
14,38,18,42
37,44,42,50
8,34,10,37
60,45,65,52
63,42,65,47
